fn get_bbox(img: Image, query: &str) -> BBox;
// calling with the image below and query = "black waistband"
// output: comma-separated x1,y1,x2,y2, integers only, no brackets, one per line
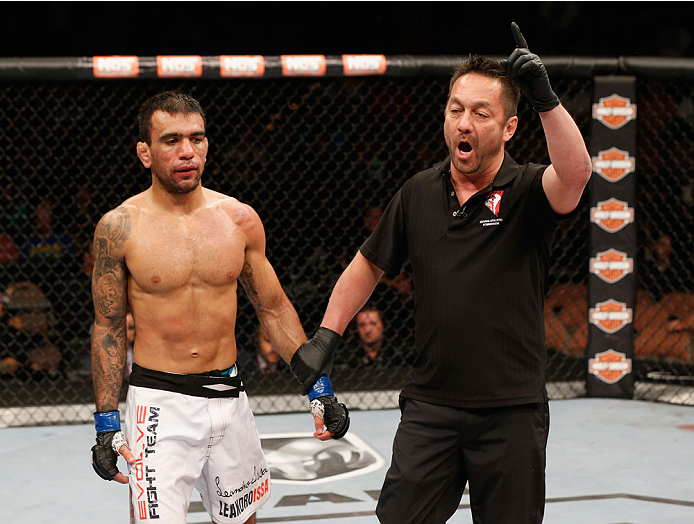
129,363,245,398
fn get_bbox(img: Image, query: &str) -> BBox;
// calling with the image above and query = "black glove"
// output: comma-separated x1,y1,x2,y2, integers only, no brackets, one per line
310,394,350,439
91,430,121,480
290,327,341,395
91,410,128,481
501,22,560,113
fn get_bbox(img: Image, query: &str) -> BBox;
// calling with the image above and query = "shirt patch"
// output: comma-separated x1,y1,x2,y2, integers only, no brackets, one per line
484,190,504,216
479,218,504,227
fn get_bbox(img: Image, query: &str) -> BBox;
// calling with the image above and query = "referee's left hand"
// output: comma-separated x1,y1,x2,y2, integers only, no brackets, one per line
501,22,560,113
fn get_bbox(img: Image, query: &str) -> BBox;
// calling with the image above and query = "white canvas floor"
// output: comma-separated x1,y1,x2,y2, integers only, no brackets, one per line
1,398,693,524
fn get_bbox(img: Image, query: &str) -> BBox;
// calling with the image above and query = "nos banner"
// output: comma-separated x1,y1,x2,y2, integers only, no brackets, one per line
586,76,637,398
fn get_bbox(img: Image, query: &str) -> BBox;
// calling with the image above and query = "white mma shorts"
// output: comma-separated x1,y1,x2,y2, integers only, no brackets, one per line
125,364,270,524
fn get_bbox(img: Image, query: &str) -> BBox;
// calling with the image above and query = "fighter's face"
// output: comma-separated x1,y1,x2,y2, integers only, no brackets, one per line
443,73,517,179
138,110,208,195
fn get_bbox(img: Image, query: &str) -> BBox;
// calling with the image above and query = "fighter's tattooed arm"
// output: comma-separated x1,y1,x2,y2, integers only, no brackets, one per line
91,207,131,412
238,261,263,313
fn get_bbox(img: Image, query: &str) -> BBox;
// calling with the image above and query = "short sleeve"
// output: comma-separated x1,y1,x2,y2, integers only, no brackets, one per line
359,187,408,277
529,165,583,225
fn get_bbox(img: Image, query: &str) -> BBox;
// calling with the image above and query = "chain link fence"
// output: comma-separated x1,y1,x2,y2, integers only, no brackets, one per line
1,59,693,427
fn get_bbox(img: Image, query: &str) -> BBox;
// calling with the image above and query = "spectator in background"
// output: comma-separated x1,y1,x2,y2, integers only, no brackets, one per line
339,204,385,269
635,290,694,365
544,282,588,359
0,176,32,240
0,292,23,376
336,302,409,370
1,281,59,379
351,303,389,367
363,205,383,234
256,324,285,373
0,178,26,271
639,233,692,301
635,313,694,364
46,229,96,359
19,200,76,261
0,231,19,265
340,205,414,313
69,187,100,255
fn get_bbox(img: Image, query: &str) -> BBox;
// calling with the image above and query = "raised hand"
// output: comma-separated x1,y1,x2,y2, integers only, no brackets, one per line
501,22,560,113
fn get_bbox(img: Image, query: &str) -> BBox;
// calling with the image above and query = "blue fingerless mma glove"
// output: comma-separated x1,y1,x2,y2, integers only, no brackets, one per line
291,328,349,439
91,410,128,481
308,376,350,440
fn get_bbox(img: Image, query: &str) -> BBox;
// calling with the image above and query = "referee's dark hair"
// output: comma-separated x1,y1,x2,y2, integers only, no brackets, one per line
448,55,521,120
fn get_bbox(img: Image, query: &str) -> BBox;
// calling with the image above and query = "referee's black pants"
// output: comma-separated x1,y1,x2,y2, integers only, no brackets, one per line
376,397,550,524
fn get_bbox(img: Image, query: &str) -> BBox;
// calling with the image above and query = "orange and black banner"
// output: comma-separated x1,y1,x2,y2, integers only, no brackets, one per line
0,55,394,80
1,56,694,81
586,76,637,397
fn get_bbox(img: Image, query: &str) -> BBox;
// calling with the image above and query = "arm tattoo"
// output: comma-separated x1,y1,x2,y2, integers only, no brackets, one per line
91,207,131,411
239,261,264,313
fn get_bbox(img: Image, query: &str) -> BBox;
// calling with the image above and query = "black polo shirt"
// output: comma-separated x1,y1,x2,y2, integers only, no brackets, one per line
361,152,568,408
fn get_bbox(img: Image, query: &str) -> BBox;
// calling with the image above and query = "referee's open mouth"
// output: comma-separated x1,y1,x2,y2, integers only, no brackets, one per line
458,140,473,156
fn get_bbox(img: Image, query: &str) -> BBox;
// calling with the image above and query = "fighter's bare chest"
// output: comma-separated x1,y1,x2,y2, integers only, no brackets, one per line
126,216,245,292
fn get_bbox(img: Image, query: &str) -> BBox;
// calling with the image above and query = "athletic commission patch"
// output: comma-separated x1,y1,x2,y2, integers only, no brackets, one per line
260,432,385,485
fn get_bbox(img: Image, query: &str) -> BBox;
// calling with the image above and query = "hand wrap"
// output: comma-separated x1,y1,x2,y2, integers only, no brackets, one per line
91,410,128,481
308,377,350,440
501,22,560,113
290,327,341,395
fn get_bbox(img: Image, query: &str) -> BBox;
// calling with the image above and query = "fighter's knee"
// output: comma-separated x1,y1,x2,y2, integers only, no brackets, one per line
243,513,256,524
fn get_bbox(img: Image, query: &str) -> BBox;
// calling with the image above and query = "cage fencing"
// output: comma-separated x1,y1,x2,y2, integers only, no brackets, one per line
0,56,693,427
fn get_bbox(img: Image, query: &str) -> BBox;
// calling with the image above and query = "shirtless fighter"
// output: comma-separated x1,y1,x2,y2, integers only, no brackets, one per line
90,91,349,524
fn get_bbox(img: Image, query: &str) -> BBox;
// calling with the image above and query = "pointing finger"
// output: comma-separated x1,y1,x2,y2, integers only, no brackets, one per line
511,22,528,48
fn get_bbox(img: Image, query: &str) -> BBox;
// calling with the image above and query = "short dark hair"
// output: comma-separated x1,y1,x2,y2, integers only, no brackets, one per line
358,302,381,316
137,91,206,144
448,55,521,120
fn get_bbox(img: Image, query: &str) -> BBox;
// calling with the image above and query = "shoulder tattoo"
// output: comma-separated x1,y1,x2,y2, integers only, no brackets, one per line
92,207,131,319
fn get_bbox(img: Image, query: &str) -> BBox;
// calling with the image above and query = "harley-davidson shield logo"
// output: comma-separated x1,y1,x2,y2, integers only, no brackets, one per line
588,348,633,384
589,299,633,334
590,198,635,233
592,147,636,182
592,94,637,130
589,249,634,284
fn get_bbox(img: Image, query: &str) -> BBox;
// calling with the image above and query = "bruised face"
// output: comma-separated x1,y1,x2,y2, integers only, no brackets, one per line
443,74,517,179
137,110,208,195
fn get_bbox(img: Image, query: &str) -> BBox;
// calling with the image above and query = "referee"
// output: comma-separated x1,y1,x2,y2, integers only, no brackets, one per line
302,23,592,523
